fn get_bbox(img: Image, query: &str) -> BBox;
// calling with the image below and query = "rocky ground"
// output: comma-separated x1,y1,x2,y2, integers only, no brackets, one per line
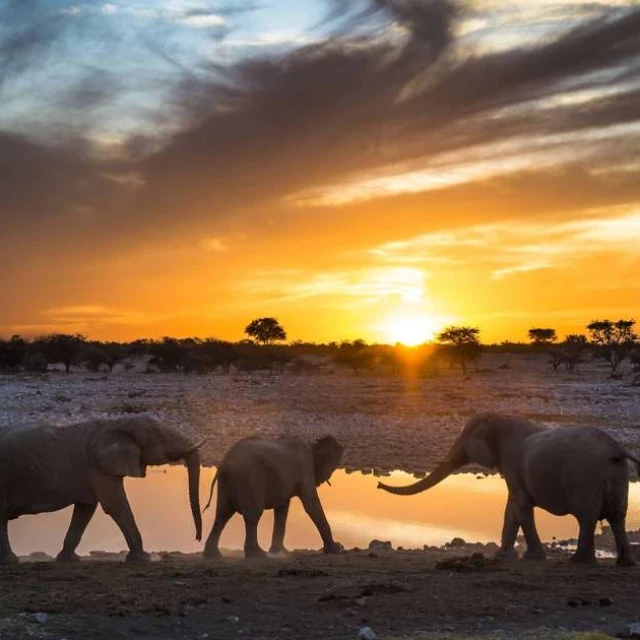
0,353,639,474
2,544,640,640
1,353,639,639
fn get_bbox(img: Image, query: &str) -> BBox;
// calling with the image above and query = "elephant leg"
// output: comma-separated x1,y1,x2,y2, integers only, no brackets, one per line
57,502,98,562
243,509,266,558
269,500,290,554
495,497,520,560
514,503,545,560
94,475,148,562
203,494,235,559
571,517,597,564
0,512,18,564
300,490,341,554
608,517,635,567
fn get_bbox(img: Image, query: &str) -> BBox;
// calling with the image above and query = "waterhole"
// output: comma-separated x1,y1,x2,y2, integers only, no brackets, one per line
9,468,640,556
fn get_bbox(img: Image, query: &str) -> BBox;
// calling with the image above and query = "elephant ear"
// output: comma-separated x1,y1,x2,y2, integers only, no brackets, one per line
91,429,146,477
463,433,496,469
312,436,343,485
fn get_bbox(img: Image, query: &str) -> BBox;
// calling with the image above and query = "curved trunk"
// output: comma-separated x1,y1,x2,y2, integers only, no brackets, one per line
377,459,458,495
184,451,202,541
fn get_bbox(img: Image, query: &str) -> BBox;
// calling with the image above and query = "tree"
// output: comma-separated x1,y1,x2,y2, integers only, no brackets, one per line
0,335,27,372
148,337,197,373
333,340,375,375
244,317,287,346
37,333,87,373
436,326,482,375
528,328,557,345
102,342,127,373
587,319,637,374
549,334,588,371
83,344,108,372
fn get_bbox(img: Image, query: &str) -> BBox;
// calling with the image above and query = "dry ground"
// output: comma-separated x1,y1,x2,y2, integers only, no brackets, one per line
1,353,639,473
1,353,639,639
1,547,639,640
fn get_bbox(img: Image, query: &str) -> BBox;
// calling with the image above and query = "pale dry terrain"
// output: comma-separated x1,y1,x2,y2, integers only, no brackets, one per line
1,353,638,474
1,354,640,639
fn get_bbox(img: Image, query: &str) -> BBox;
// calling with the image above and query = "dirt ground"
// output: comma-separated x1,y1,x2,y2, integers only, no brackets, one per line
1,353,639,474
1,546,639,640
1,354,639,638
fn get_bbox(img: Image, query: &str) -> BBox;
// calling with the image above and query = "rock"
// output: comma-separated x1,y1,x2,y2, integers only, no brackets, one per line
449,537,466,547
599,596,613,606
221,595,234,604
33,612,49,624
226,615,240,624
368,540,393,552
624,622,640,638
358,626,376,640
436,554,497,573
356,597,367,607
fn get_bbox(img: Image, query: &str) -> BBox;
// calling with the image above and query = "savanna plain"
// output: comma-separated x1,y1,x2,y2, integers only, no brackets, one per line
1,353,640,640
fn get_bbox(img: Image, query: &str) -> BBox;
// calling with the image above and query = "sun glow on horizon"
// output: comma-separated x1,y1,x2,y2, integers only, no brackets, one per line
382,312,441,346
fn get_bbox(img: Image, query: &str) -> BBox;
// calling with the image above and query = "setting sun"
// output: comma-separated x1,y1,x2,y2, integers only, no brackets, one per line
383,313,440,346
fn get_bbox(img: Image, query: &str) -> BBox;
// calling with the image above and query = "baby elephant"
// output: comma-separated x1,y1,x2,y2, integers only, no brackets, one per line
202,435,343,558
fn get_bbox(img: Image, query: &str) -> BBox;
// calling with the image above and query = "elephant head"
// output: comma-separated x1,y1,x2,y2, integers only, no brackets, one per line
312,435,344,486
378,413,511,496
90,416,205,540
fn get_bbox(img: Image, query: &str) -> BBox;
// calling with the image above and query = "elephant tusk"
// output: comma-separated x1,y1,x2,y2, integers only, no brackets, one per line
183,437,208,454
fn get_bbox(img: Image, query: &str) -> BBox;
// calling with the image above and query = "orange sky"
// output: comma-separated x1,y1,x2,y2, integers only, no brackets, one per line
1,1,639,345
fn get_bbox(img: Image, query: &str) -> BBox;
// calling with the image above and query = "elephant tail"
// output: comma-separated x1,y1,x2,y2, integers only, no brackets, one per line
203,470,219,512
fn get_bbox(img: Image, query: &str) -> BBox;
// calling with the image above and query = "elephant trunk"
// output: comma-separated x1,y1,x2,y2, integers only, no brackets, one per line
184,450,202,541
377,459,459,495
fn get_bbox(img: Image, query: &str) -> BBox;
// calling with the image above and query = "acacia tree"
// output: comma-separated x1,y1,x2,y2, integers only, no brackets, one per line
436,326,481,375
333,340,375,375
244,317,287,346
587,319,637,374
528,328,557,346
549,334,588,371
38,333,87,374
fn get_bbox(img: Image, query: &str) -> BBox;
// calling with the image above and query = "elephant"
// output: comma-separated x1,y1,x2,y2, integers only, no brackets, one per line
0,415,204,563
378,412,640,566
202,435,343,558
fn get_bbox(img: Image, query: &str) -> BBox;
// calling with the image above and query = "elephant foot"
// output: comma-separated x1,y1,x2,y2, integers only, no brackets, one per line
616,555,636,568
56,550,81,563
495,547,519,561
203,546,222,559
268,545,289,555
523,547,546,561
0,551,19,565
126,550,151,563
323,541,344,554
244,547,267,559
570,552,596,565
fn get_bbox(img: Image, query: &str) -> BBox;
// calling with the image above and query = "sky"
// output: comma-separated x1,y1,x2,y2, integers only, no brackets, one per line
1,0,639,345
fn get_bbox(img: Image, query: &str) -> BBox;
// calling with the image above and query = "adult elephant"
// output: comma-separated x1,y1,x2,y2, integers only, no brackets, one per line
378,412,640,566
0,415,204,563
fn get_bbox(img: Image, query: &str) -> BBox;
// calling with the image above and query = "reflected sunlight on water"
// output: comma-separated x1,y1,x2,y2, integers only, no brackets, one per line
9,468,640,556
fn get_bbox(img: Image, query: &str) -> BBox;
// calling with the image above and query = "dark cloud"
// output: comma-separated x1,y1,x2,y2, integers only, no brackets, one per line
2,0,640,262
134,0,640,228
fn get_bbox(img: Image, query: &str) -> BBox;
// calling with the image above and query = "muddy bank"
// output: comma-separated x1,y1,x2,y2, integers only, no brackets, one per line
1,544,639,640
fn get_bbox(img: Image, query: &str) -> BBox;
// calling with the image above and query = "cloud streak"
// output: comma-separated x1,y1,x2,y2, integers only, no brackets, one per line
2,0,640,338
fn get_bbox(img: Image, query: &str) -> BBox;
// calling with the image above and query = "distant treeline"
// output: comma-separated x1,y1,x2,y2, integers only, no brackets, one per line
0,317,638,381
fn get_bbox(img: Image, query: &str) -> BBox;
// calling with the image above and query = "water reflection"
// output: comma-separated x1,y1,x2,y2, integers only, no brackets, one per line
9,468,640,556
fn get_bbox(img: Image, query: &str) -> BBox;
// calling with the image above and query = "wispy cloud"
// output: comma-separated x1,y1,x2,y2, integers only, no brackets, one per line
242,267,429,308
371,210,640,279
